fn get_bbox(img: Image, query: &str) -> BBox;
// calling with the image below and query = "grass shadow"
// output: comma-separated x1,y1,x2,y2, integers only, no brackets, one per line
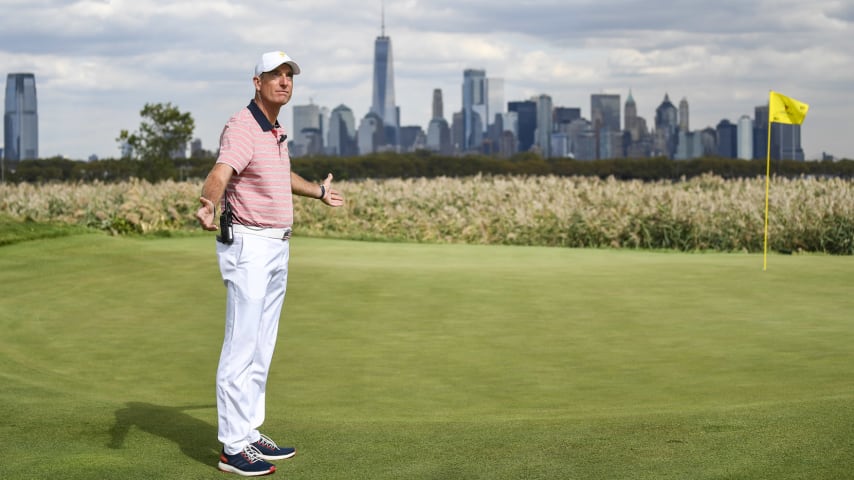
108,402,219,467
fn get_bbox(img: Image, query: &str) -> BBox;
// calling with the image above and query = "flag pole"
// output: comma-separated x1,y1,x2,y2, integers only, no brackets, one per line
763,91,773,271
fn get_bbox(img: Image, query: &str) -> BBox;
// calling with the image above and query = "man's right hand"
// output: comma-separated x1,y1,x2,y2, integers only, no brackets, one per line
196,197,218,231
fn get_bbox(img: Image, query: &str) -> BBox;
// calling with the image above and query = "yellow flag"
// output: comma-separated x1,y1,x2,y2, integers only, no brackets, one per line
769,91,809,125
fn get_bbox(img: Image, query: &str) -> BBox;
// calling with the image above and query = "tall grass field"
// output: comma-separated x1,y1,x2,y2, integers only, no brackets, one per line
1,232,852,479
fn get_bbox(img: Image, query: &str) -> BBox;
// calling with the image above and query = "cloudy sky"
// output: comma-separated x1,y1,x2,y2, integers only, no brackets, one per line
2,0,852,160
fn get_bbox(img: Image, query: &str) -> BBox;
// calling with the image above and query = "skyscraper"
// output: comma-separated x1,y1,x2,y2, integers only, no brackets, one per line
327,104,357,157
4,73,38,162
462,68,487,151
591,94,621,133
591,93,620,159
427,89,451,154
487,77,504,126
432,89,443,120
655,94,678,158
716,119,738,158
535,94,553,158
753,105,769,160
508,100,537,153
678,97,689,132
737,115,753,160
293,102,323,156
771,124,805,161
371,4,398,146
624,91,639,140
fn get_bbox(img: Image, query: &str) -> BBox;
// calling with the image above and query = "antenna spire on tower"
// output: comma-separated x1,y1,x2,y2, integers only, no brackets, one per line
381,0,385,37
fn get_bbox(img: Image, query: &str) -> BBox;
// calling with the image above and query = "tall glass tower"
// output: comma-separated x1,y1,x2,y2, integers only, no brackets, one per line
4,73,38,162
591,93,620,159
462,68,487,151
371,2,398,146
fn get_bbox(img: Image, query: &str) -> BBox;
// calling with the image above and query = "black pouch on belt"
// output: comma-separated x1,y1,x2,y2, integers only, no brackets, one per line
216,197,234,245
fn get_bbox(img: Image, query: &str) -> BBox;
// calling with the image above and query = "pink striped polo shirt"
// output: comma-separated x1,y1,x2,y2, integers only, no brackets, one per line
216,101,293,229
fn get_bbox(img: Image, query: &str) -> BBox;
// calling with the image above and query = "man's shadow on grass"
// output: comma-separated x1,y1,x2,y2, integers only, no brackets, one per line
108,402,219,466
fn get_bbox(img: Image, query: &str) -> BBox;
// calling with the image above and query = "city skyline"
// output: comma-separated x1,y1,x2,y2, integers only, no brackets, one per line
0,1,851,161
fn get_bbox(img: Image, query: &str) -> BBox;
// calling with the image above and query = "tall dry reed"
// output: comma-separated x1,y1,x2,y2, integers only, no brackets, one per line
2,175,851,253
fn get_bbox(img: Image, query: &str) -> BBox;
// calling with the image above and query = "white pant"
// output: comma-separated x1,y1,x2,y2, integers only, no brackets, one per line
215,233,290,455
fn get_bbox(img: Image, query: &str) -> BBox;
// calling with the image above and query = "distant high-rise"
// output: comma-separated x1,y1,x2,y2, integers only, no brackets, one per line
508,100,537,153
554,107,581,127
462,69,487,151
4,73,38,162
771,124,805,161
427,89,451,155
371,5,398,146
737,115,753,160
716,119,738,158
624,91,639,140
655,93,678,158
591,94,621,132
535,94,553,157
357,112,385,155
487,78,504,126
678,97,689,132
327,104,357,157
293,102,323,156
753,105,769,160
432,89,443,120
624,91,651,158
591,93,620,159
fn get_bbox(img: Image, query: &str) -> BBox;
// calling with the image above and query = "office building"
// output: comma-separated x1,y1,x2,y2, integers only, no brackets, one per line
678,97,689,132
357,112,385,155
654,93,678,158
426,88,451,154
371,10,398,146
675,130,703,160
737,115,753,160
591,93,620,159
567,118,595,160
508,100,537,153
591,94,621,133
462,69,487,151
327,104,357,157
293,102,323,156
399,125,425,152
554,107,581,132
432,89,443,120
535,94,553,157
771,124,805,161
716,119,738,158
753,105,769,160
487,77,504,127
4,73,38,161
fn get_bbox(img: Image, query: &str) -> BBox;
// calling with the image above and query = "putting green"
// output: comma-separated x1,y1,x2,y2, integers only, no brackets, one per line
1,234,852,479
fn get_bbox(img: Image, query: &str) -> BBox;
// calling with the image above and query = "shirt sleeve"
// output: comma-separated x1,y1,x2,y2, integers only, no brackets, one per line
216,117,254,175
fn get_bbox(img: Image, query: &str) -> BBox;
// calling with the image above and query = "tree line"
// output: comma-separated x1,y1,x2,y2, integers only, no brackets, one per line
3,152,852,184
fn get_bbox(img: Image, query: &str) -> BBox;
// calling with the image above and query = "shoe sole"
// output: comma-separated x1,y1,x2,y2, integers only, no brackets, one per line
218,462,276,476
258,450,296,461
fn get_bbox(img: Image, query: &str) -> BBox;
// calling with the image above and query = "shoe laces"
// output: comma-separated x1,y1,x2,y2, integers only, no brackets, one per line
258,434,279,449
241,444,265,463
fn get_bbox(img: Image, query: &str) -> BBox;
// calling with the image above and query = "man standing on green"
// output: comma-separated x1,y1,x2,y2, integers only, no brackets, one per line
196,50,344,476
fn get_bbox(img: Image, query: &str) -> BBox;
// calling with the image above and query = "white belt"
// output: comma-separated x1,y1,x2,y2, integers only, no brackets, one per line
232,224,292,240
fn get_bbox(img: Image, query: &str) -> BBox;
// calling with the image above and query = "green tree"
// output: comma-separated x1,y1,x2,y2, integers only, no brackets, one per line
117,102,195,182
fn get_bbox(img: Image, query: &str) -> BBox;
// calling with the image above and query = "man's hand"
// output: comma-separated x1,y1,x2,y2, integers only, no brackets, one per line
196,197,218,231
320,173,345,207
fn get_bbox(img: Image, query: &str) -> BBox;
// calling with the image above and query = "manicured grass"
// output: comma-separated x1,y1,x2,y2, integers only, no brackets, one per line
1,233,852,479
0,214,94,246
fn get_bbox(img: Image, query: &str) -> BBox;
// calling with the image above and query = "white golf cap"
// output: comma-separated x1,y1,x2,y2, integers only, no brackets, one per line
254,51,301,76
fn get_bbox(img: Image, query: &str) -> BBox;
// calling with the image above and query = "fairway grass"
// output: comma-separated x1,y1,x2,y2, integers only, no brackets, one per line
1,234,852,479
